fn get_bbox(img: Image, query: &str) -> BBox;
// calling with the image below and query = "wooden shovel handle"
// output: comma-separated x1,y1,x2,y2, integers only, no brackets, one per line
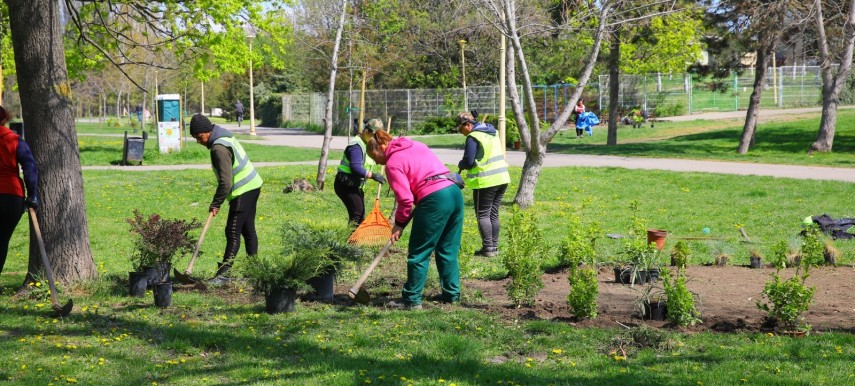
184,212,215,274
349,240,394,296
28,207,61,309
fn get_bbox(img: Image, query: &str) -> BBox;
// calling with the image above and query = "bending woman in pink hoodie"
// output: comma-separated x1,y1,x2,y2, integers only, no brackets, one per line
365,130,464,309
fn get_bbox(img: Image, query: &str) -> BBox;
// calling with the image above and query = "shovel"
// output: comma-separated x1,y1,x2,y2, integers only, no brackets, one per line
174,212,214,284
28,207,73,317
348,240,394,304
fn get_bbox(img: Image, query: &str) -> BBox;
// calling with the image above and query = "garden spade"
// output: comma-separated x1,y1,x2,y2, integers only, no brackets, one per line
348,240,394,304
174,212,214,284
28,208,73,317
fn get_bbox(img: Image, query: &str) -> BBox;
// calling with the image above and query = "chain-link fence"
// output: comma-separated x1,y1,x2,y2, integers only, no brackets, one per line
598,66,838,116
282,66,848,133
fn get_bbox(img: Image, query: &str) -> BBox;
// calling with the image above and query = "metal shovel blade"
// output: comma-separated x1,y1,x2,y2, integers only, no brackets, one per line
348,287,371,305
52,299,74,317
173,269,197,284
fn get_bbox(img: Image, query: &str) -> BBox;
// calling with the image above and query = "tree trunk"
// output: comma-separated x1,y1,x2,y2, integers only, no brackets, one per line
738,40,774,154
811,0,855,152
7,0,97,284
316,0,348,191
513,151,545,209
607,29,620,146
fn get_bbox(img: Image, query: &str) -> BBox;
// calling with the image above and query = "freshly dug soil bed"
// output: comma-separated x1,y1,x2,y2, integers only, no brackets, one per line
464,265,855,333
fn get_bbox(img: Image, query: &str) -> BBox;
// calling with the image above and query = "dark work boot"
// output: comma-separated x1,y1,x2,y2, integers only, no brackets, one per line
209,261,233,286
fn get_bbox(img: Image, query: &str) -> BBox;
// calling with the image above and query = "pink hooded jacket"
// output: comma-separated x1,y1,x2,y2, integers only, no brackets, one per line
383,137,454,226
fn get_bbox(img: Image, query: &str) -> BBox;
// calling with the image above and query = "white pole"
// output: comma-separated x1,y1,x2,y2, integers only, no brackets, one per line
499,31,506,153
249,35,257,136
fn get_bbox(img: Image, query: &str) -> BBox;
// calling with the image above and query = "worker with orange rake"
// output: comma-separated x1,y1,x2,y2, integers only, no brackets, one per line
334,118,386,226
365,129,464,310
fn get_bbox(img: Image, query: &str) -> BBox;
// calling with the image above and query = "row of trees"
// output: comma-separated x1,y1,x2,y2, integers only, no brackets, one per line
4,0,852,284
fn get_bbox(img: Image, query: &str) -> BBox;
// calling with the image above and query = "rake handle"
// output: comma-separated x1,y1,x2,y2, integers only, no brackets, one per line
349,240,394,296
184,212,215,274
28,207,62,310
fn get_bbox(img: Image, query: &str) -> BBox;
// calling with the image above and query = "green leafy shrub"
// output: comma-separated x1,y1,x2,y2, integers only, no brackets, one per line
567,265,598,319
485,112,520,145
756,226,823,330
503,206,545,307
661,269,701,326
411,116,457,135
126,209,201,270
653,102,686,117
670,240,691,269
558,214,601,268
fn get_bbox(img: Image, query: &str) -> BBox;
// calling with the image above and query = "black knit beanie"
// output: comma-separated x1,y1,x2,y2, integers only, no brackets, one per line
189,114,213,135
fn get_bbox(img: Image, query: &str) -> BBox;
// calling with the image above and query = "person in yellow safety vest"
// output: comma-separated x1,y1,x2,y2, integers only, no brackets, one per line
456,111,511,257
189,114,264,285
335,118,386,225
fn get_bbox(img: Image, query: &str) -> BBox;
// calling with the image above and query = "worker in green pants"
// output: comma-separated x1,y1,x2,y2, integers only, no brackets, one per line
402,185,463,305
365,129,464,309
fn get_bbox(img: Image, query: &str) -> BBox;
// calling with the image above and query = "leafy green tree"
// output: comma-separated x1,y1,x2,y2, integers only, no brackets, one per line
4,0,293,285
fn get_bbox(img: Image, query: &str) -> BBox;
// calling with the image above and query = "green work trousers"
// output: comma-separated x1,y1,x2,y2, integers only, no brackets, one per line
402,185,464,305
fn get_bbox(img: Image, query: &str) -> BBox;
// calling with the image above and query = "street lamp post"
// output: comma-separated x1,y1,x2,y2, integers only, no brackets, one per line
459,39,468,112
247,31,257,136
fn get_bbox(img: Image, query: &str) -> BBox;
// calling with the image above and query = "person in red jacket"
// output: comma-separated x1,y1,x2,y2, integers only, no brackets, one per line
0,106,39,274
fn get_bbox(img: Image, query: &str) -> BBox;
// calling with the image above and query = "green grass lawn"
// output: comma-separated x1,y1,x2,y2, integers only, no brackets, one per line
417,109,855,167
1,124,854,384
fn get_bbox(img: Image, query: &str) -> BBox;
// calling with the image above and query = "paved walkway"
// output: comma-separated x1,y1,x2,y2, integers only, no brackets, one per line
81,108,855,183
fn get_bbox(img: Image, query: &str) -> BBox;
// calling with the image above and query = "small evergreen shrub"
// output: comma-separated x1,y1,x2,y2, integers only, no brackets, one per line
567,264,599,319
503,206,545,307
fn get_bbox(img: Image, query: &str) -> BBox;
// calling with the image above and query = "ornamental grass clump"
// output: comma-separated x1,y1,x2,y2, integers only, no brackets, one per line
126,209,201,270
503,206,545,308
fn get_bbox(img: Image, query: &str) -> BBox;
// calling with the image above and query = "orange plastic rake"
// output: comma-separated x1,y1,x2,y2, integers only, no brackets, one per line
347,184,392,246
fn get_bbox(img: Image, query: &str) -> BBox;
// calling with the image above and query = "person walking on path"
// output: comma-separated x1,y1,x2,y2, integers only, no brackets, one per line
189,114,263,285
456,111,510,257
135,104,143,127
234,100,245,127
335,118,386,226
0,106,39,274
365,129,464,309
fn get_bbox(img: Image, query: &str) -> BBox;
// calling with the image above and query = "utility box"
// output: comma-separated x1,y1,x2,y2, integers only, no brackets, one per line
156,94,181,153
123,131,147,165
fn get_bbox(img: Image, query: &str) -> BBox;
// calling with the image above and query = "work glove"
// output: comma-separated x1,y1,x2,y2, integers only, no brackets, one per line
25,196,39,209
370,173,387,184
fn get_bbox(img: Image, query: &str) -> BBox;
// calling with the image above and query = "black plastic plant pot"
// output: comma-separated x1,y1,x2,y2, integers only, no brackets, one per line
750,257,763,269
636,270,649,285
128,271,147,297
307,271,335,301
266,287,297,314
646,269,660,282
643,300,667,321
153,282,173,308
614,267,634,284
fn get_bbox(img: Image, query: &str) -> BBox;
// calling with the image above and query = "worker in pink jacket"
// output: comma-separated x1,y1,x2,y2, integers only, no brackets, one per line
365,130,464,310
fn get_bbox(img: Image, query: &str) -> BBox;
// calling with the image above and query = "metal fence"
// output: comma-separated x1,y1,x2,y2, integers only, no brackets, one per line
282,66,846,133
597,66,831,116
